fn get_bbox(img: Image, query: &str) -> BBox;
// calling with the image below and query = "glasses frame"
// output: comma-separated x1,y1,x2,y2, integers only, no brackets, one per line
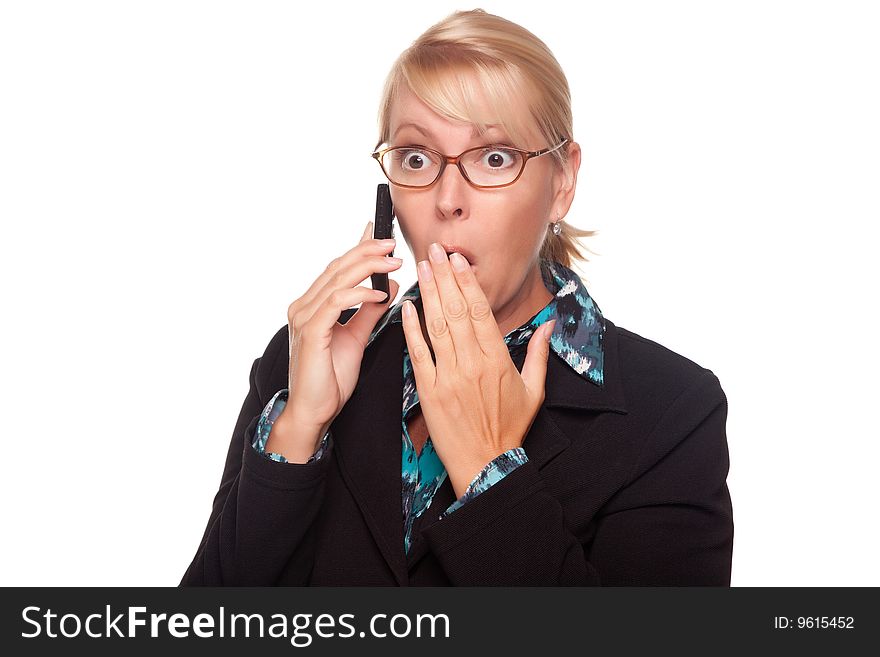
371,137,570,189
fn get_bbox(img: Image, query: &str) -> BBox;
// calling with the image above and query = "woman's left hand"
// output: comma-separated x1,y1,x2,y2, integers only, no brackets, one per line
401,242,556,499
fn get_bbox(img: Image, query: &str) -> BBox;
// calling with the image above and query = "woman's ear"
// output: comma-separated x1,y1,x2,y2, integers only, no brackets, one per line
551,141,581,220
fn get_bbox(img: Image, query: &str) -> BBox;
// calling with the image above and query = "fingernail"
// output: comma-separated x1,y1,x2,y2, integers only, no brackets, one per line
544,320,556,341
429,242,446,263
450,252,469,272
362,221,373,241
417,260,433,282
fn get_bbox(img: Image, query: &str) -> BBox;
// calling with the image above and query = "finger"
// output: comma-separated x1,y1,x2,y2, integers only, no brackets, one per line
416,257,456,371
448,251,506,358
342,277,400,348
297,249,401,325
424,243,481,367
300,221,384,300
301,236,395,305
294,230,397,322
305,285,393,345
400,298,436,392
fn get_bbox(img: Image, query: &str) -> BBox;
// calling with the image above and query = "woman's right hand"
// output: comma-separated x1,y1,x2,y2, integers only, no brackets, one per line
267,221,402,460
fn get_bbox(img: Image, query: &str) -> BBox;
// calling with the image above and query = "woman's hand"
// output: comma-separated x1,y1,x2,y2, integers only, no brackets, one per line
400,242,556,498
274,221,401,455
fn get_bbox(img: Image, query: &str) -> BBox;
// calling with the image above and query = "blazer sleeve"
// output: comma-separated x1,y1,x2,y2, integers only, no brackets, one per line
179,329,332,586
420,370,734,586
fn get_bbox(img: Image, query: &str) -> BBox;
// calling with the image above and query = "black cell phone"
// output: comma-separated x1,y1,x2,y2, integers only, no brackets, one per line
370,183,395,303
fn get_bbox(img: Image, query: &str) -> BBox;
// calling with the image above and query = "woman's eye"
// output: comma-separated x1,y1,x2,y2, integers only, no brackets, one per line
396,149,434,171
480,148,517,169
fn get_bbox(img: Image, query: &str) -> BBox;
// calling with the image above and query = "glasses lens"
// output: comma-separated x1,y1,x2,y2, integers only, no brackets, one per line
380,146,524,187
461,146,524,187
381,148,441,187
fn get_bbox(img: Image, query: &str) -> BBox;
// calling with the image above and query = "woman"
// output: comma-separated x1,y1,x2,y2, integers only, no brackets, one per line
181,9,733,586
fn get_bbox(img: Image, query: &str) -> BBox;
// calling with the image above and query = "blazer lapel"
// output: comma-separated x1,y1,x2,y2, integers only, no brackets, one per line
330,314,629,583
330,319,409,586
405,317,629,571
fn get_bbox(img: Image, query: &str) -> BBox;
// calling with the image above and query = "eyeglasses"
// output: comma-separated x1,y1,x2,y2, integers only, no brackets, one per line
371,138,569,189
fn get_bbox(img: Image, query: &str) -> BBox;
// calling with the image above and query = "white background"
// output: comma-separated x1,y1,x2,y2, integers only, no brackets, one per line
1,0,877,586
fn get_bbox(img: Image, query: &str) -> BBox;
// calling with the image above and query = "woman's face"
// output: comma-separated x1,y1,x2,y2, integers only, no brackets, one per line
387,82,581,335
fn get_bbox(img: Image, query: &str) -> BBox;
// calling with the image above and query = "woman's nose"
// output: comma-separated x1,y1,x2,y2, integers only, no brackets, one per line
434,163,469,217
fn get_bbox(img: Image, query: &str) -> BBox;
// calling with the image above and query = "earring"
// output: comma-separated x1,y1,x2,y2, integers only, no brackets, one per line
552,218,562,236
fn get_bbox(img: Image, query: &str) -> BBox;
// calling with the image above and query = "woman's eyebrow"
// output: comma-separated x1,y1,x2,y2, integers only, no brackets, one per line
393,122,506,140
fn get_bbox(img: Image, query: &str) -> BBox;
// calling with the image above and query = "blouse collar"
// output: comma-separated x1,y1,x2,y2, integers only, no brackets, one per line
367,258,606,387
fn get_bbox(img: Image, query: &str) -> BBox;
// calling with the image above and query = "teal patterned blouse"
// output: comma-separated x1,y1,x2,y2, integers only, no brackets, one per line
252,258,606,554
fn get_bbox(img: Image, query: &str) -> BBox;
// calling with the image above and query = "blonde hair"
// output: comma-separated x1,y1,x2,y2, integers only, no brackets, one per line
374,8,599,279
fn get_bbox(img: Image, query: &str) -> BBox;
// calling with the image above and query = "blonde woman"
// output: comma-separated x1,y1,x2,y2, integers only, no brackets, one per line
181,9,733,586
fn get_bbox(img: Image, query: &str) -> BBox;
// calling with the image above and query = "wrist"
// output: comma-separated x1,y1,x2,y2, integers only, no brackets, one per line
266,410,329,464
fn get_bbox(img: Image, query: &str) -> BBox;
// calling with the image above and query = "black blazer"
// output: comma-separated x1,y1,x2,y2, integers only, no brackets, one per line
180,308,733,586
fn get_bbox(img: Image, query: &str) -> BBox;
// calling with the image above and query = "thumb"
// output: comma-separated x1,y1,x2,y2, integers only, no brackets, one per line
519,319,555,402
344,277,400,345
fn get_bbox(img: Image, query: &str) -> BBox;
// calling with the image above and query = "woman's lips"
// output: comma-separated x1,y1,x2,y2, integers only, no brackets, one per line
439,242,476,265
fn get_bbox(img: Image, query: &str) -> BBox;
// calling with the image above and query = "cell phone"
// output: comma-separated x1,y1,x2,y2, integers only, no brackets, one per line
370,183,395,303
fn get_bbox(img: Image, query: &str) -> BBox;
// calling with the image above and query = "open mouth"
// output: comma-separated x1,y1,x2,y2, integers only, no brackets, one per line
439,243,476,266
